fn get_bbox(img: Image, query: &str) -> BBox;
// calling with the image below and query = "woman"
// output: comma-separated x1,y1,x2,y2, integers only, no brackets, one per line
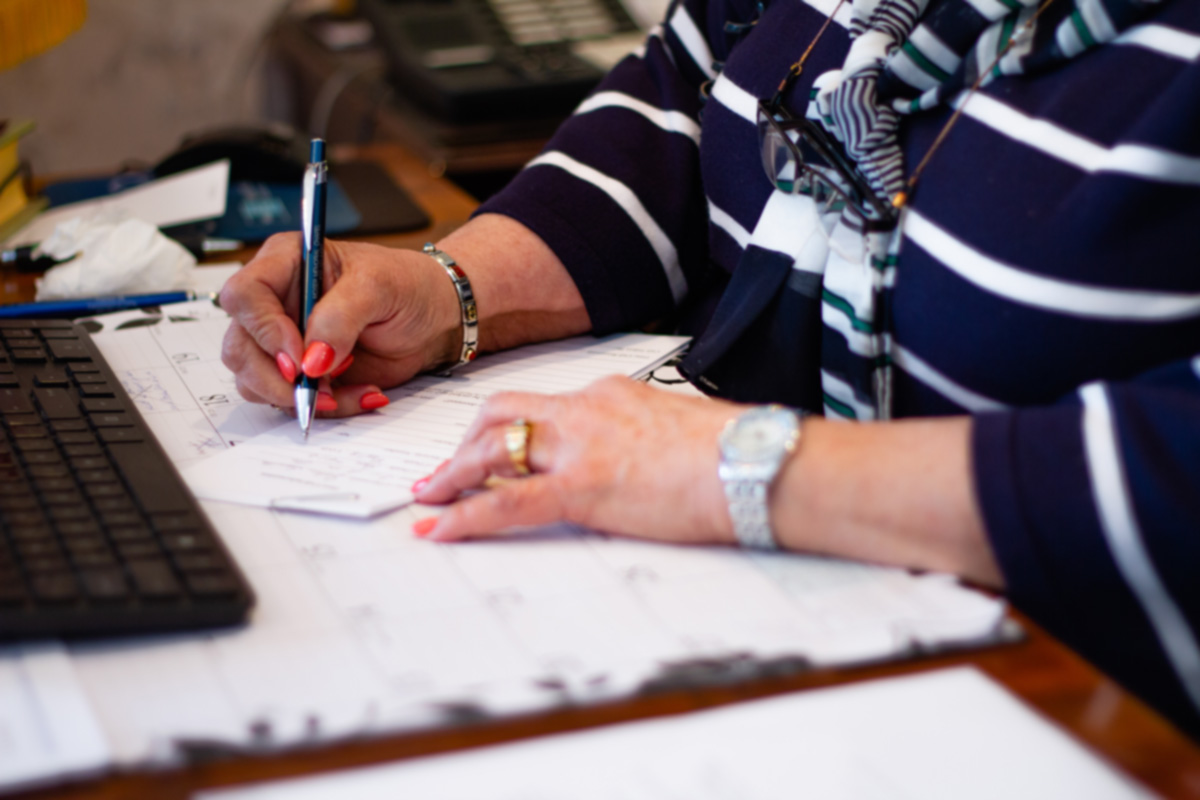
221,0,1200,736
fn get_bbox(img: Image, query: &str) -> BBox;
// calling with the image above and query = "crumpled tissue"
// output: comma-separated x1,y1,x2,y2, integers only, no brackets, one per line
35,211,196,300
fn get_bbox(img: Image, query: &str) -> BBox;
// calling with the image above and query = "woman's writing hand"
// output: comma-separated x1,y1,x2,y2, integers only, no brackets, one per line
219,233,460,417
412,376,740,545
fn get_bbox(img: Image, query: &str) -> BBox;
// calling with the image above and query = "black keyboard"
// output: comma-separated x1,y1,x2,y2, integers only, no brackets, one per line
0,319,254,641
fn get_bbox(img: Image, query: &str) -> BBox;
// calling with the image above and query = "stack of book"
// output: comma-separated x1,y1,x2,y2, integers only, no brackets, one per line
0,119,48,244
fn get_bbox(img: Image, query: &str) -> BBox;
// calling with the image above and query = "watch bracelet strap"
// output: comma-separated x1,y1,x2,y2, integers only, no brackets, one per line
724,479,778,550
423,243,478,374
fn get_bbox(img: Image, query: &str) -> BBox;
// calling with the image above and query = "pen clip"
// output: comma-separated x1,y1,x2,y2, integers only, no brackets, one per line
301,166,316,255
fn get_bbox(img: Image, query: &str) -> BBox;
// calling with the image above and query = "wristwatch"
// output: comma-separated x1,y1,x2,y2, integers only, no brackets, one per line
717,405,803,550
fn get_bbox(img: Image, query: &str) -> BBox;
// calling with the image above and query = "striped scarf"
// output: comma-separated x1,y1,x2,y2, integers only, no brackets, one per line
811,0,1166,202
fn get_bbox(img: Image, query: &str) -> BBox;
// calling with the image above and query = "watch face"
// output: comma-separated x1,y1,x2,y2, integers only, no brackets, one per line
722,407,799,463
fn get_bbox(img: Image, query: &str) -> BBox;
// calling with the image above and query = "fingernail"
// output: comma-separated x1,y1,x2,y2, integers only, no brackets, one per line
360,391,389,411
302,342,335,376
330,354,355,379
316,391,337,412
276,352,297,383
412,517,438,537
411,476,431,494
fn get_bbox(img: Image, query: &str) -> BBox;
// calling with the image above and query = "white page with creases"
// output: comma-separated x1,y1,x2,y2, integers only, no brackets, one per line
195,666,1154,800
49,315,1010,771
182,334,690,516
0,644,109,793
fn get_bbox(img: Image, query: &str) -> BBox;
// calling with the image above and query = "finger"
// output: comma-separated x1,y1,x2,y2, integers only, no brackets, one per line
460,391,557,444
300,243,395,377
418,425,523,503
417,476,567,541
219,233,305,372
223,323,298,407
312,383,391,418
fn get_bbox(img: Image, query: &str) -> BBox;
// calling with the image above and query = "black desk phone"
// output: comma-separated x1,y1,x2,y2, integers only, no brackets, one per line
358,0,640,123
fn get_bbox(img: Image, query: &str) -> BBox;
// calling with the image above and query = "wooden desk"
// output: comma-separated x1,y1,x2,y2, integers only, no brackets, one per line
11,142,1200,800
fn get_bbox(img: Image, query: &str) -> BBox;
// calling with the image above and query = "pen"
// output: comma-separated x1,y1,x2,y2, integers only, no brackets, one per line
0,290,211,319
295,138,328,439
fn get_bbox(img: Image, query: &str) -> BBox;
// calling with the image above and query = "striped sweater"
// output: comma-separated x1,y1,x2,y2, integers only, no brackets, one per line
477,0,1200,737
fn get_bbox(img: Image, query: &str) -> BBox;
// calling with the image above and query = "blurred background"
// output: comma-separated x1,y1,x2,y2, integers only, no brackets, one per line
0,0,309,175
0,0,664,198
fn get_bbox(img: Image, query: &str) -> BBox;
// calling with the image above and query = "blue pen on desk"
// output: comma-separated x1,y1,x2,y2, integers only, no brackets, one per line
295,138,328,439
0,290,209,319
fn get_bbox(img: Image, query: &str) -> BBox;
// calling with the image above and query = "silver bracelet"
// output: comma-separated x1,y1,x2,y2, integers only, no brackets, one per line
423,243,478,373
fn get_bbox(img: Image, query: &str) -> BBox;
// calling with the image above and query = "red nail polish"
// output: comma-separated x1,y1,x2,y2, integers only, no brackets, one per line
316,392,337,412
302,342,335,376
412,517,437,537
330,354,355,379
411,476,430,494
360,391,389,411
276,352,297,383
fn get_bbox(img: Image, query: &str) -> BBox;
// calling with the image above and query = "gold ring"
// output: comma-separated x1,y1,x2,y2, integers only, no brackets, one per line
504,418,532,476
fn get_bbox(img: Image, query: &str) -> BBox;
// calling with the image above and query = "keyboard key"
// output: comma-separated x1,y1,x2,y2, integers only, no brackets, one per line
33,370,70,387
47,340,91,361
57,431,96,446
30,573,78,604
109,526,153,543
51,419,89,433
116,541,162,561
81,398,123,413
150,513,204,532
12,348,47,364
48,505,93,521
71,552,117,569
163,532,212,555
185,572,240,600
5,413,41,427
63,444,103,458
174,553,227,573
40,329,80,340
98,427,145,444
89,412,135,428
107,443,189,512
34,387,80,419
77,468,119,484
78,383,115,398
0,388,34,414
0,581,27,608
15,438,55,452
79,568,129,602
127,560,182,600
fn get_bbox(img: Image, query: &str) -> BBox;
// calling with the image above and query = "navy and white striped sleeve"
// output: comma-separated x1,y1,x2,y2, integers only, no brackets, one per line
974,357,1200,738
475,0,753,334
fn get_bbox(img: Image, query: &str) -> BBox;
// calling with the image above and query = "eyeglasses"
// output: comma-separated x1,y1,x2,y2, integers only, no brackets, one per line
758,0,1057,227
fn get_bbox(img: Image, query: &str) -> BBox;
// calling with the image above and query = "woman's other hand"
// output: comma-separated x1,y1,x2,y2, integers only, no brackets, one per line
413,376,739,545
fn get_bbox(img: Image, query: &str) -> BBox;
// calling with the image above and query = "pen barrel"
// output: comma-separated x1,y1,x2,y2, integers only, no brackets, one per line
298,141,328,397
299,152,328,341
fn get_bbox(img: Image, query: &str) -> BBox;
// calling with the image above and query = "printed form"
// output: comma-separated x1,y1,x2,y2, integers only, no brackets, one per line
198,667,1153,800
5,313,1010,784
183,334,689,515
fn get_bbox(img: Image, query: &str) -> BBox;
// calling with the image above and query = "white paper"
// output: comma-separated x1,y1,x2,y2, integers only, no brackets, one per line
56,316,1008,771
195,666,1154,800
6,160,230,247
91,315,287,469
0,644,109,793
183,334,690,516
